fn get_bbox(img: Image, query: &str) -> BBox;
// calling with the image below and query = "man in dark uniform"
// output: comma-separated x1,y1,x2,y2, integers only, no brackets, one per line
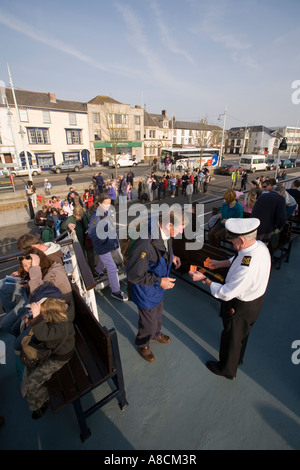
190,218,271,379
127,212,185,362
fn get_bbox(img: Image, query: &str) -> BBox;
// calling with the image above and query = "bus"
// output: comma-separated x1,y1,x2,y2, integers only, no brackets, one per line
160,147,221,170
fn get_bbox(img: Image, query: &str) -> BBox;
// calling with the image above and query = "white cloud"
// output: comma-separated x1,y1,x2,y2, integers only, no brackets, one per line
149,0,196,65
0,8,145,79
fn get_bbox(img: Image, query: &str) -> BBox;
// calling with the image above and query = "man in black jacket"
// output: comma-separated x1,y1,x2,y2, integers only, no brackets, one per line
252,178,286,242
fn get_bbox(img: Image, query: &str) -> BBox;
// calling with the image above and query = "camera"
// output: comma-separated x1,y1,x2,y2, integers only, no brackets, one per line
25,310,33,320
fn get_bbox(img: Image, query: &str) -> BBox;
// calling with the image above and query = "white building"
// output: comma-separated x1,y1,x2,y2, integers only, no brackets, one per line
0,86,90,169
143,110,172,162
226,125,282,156
171,118,222,149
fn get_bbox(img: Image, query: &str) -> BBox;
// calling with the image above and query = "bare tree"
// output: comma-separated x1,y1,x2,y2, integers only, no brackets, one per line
100,104,131,181
193,119,213,169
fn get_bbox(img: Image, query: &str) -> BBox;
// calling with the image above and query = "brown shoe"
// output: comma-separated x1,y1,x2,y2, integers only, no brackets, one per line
139,346,155,362
151,333,171,344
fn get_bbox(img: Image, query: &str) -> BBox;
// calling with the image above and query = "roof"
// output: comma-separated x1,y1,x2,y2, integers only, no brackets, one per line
172,120,222,131
229,125,283,139
144,110,167,128
2,88,87,113
88,95,123,105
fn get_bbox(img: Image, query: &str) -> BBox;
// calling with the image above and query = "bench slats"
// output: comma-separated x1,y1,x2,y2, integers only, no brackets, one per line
67,350,93,395
74,326,107,386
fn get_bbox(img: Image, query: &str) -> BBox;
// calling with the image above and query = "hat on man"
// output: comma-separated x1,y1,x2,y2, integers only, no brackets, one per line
225,218,260,239
44,178,48,181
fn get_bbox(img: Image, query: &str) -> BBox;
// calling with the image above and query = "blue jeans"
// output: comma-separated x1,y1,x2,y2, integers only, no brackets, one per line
0,278,25,312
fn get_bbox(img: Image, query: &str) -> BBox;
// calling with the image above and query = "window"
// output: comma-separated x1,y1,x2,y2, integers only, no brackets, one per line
27,128,50,144
110,129,127,140
19,109,28,122
42,111,51,124
69,113,77,125
35,153,55,169
110,114,128,125
149,130,155,138
135,115,140,125
93,112,100,123
63,152,80,162
135,131,141,141
94,129,101,141
66,129,82,145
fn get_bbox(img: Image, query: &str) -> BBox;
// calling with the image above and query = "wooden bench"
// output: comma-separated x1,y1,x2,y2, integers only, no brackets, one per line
288,212,300,234
268,221,298,270
46,285,129,442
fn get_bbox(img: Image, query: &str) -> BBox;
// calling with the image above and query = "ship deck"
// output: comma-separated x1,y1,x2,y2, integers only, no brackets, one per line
1,234,300,451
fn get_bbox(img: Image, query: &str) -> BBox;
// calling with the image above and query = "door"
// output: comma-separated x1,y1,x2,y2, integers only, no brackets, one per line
81,149,90,167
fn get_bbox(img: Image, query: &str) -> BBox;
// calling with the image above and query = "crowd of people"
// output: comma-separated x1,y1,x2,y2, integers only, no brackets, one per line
208,177,300,246
138,167,211,203
1,161,299,425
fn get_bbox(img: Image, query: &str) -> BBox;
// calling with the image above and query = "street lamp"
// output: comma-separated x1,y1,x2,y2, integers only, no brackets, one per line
7,63,32,181
218,106,227,161
18,127,32,180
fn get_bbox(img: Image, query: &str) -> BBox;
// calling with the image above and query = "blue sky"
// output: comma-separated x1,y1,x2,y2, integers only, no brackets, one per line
0,0,300,130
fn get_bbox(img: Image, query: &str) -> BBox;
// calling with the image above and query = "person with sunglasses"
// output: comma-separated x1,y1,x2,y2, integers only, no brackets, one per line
1,248,73,344
189,217,271,380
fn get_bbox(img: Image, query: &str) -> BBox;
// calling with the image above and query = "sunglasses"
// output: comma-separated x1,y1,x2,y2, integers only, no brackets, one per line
18,255,32,261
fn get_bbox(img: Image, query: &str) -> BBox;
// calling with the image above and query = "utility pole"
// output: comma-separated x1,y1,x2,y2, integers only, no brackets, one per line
7,64,32,180
218,105,227,161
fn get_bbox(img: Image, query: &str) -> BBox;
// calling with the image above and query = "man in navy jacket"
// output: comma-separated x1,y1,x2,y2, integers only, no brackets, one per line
252,178,286,242
127,212,184,362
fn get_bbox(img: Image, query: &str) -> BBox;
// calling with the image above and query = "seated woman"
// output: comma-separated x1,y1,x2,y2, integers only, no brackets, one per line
1,247,74,340
22,296,75,419
208,189,243,248
88,194,128,301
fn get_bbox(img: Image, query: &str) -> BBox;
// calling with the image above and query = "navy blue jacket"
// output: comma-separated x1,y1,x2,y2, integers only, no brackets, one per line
88,210,119,255
127,225,173,309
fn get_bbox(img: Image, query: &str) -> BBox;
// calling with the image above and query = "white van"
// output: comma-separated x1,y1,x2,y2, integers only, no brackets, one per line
108,154,138,168
239,155,267,173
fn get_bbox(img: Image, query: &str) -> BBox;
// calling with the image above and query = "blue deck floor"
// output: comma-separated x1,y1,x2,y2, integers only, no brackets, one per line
1,237,300,450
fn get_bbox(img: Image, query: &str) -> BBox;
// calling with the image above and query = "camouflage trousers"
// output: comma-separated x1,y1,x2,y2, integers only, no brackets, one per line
24,358,68,411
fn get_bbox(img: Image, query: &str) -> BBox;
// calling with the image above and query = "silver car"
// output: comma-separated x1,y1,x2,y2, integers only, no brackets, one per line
10,165,42,177
50,160,83,173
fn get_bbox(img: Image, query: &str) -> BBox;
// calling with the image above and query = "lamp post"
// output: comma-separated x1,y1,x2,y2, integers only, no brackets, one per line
218,105,227,162
7,64,32,181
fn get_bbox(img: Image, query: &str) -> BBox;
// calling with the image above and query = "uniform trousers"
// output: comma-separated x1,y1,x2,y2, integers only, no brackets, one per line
218,295,264,377
135,299,163,348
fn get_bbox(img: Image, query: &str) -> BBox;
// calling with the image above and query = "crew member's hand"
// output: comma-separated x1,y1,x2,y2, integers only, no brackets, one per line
189,270,206,282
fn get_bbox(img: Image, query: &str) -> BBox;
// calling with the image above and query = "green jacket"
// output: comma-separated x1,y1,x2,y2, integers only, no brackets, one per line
61,214,89,247
41,226,54,243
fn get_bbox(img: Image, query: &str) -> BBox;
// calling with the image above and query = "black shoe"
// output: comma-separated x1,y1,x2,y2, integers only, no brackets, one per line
32,401,49,420
206,361,236,380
